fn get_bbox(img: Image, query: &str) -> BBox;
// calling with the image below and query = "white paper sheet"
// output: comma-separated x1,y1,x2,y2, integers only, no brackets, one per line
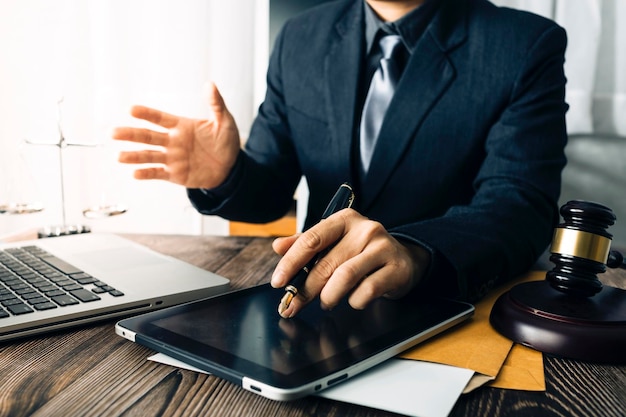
148,354,473,417
318,358,473,417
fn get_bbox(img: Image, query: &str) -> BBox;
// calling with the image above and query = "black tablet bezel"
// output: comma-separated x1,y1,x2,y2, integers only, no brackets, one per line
117,284,473,394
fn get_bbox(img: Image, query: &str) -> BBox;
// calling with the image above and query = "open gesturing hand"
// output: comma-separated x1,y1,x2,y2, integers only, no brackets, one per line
112,83,241,189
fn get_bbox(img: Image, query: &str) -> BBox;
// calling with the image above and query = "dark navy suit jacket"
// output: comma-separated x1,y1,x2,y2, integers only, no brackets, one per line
189,0,568,301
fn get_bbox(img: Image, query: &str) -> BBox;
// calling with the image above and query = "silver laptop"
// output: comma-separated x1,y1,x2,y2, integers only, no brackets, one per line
0,233,230,341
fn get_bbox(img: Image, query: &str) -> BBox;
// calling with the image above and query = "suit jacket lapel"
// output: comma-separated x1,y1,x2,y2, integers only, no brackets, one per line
360,0,469,210
323,1,363,184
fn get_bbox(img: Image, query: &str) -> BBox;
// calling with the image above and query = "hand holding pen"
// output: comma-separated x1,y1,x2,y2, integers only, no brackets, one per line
276,183,355,316
271,183,432,319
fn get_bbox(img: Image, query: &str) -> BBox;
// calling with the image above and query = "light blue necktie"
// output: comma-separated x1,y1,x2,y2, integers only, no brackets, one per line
359,34,404,174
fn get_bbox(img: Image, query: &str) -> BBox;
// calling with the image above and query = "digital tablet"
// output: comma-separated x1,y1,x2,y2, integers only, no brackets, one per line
115,284,473,401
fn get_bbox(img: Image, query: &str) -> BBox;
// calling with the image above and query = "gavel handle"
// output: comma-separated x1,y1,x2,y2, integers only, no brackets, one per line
607,250,626,269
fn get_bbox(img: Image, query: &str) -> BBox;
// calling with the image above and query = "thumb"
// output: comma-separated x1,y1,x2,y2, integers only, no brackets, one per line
205,82,229,122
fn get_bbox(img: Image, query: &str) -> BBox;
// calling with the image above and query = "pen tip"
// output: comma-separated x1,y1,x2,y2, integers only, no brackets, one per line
278,291,294,317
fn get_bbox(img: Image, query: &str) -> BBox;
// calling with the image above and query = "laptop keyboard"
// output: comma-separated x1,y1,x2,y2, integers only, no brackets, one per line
0,246,124,318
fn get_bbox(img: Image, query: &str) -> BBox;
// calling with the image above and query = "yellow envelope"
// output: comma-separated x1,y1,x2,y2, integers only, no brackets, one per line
400,271,546,391
488,344,545,391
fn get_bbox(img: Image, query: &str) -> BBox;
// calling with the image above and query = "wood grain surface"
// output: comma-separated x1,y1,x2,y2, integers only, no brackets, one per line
1,234,625,417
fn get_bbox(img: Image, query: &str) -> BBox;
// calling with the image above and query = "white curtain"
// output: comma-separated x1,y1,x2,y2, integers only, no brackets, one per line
0,0,265,238
494,0,626,136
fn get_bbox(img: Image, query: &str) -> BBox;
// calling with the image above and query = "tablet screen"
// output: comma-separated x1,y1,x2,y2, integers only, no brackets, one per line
118,284,472,393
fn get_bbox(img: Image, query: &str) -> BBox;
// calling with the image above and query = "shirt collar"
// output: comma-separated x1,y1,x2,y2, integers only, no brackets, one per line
363,0,440,54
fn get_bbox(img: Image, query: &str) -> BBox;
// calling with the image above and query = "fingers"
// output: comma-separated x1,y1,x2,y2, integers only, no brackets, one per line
130,105,180,129
272,234,300,257
271,218,346,289
112,105,179,148
118,150,167,165
115,85,221,146
112,127,170,147
319,250,379,309
132,167,171,181
271,213,349,319
346,264,401,309
117,149,170,181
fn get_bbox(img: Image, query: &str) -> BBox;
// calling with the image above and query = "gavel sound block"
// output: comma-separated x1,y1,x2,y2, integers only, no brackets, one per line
490,201,626,364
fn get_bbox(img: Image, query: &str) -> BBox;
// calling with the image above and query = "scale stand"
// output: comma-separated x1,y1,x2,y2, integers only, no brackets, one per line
490,201,626,364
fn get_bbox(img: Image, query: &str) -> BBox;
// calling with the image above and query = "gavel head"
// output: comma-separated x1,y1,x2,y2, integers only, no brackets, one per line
546,200,616,297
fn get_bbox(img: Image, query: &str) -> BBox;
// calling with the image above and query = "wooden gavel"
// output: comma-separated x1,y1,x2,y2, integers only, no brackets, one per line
490,200,626,364
546,200,625,297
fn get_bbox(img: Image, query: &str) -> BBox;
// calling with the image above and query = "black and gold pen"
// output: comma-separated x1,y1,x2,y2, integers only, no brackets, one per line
278,183,355,316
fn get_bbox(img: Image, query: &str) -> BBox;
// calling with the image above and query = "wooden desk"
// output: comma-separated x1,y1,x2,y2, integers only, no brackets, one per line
1,234,625,417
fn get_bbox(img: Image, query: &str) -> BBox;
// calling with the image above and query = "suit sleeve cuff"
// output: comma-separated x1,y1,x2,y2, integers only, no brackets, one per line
390,232,460,300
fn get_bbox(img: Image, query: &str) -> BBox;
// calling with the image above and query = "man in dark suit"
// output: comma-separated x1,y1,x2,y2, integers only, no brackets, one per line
113,0,568,318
